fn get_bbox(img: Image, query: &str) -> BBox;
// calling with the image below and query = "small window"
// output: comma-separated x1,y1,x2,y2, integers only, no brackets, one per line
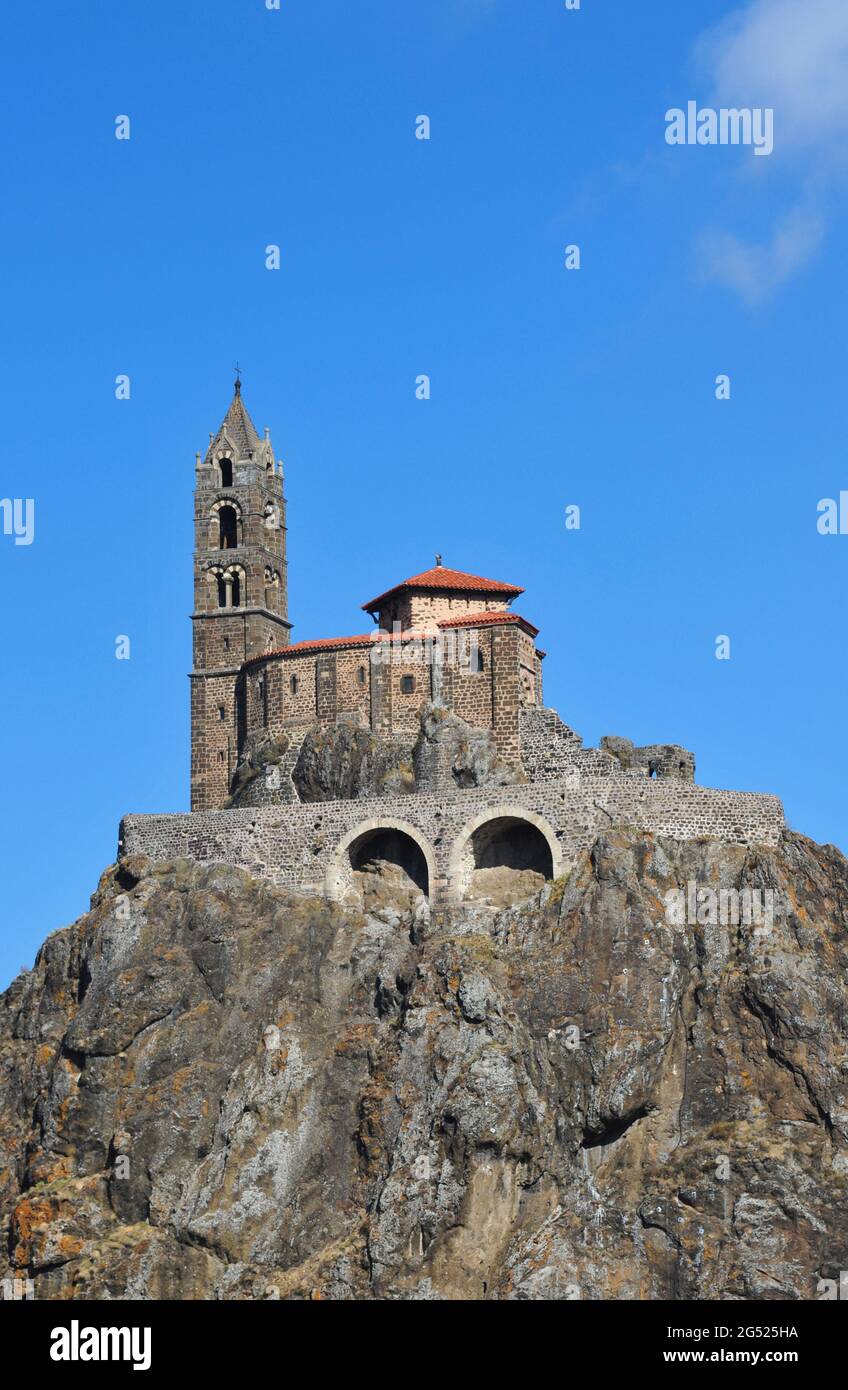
357,666,366,686
290,674,299,695
220,459,233,488
217,750,226,763
218,705,226,721
400,675,415,694
471,648,485,673
230,573,241,608
223,636,230,651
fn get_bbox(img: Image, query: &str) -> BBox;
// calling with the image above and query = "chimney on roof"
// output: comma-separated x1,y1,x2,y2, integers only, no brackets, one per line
435,553,443,567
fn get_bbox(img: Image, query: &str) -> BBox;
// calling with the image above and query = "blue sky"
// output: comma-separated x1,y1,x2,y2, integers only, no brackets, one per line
1,0,846,986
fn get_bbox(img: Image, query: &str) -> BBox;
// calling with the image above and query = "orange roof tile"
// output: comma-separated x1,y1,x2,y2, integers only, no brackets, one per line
437,610,539,637
363,565,523,612
241,609,541,668
243,634,375,665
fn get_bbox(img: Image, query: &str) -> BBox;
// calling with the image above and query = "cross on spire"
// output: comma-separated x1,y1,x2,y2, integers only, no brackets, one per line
234,362,242,395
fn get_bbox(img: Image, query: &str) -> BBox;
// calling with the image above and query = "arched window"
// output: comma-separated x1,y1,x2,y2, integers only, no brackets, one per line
219,505,238,549
230,571,241,608
216,574,227,607
219,459,233,488
357,666,366,686
290,674,299,695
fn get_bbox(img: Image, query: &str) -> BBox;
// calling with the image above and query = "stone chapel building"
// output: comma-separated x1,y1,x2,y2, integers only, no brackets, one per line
191,381,546,811
120,381,782,905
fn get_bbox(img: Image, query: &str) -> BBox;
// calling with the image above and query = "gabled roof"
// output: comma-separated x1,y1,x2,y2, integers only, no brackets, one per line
363,564,524,613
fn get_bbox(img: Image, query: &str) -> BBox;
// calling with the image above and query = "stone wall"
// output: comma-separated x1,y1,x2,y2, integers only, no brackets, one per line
600,735,696,782
239,622,538,775
376,592,510,632
120,775,785,906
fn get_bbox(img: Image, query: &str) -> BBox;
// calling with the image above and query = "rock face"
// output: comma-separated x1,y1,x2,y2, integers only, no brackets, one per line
229,707,517,809
228,730,292,805
413,702,519,791
2,830,848,1301
292,721,415,803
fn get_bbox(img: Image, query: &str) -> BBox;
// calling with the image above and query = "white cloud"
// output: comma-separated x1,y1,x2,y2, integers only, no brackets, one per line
693,0,848,299
698,0,848,150
697,204,825,304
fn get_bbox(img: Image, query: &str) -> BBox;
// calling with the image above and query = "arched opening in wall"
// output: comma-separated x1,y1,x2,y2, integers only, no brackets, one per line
464,816,553,907
219,505,238,549
219,459,233,488
216,574,227,608
348,827,429,907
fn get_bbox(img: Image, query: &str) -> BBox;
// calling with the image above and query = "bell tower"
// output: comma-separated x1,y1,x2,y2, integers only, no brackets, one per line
190,376,291,810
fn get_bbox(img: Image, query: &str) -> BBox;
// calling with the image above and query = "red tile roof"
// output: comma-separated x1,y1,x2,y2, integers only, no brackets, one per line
363,565,523,612
243,611,544,667
436,610,539,637
243,634,375,665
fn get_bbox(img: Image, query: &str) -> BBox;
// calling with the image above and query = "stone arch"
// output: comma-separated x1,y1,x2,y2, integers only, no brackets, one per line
204,564,226,610
206,562,245,609
448,805,562,905
208,497,243,548
223,563,245,609
326,817,437,904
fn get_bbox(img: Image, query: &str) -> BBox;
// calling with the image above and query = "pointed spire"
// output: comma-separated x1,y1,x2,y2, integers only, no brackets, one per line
206,375,261,461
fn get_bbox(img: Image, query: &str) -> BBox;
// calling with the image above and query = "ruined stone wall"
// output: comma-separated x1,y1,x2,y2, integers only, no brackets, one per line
600,735,696,783
121,776,785,905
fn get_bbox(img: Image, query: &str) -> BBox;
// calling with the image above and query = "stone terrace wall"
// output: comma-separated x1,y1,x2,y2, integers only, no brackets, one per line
120,776,785,905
